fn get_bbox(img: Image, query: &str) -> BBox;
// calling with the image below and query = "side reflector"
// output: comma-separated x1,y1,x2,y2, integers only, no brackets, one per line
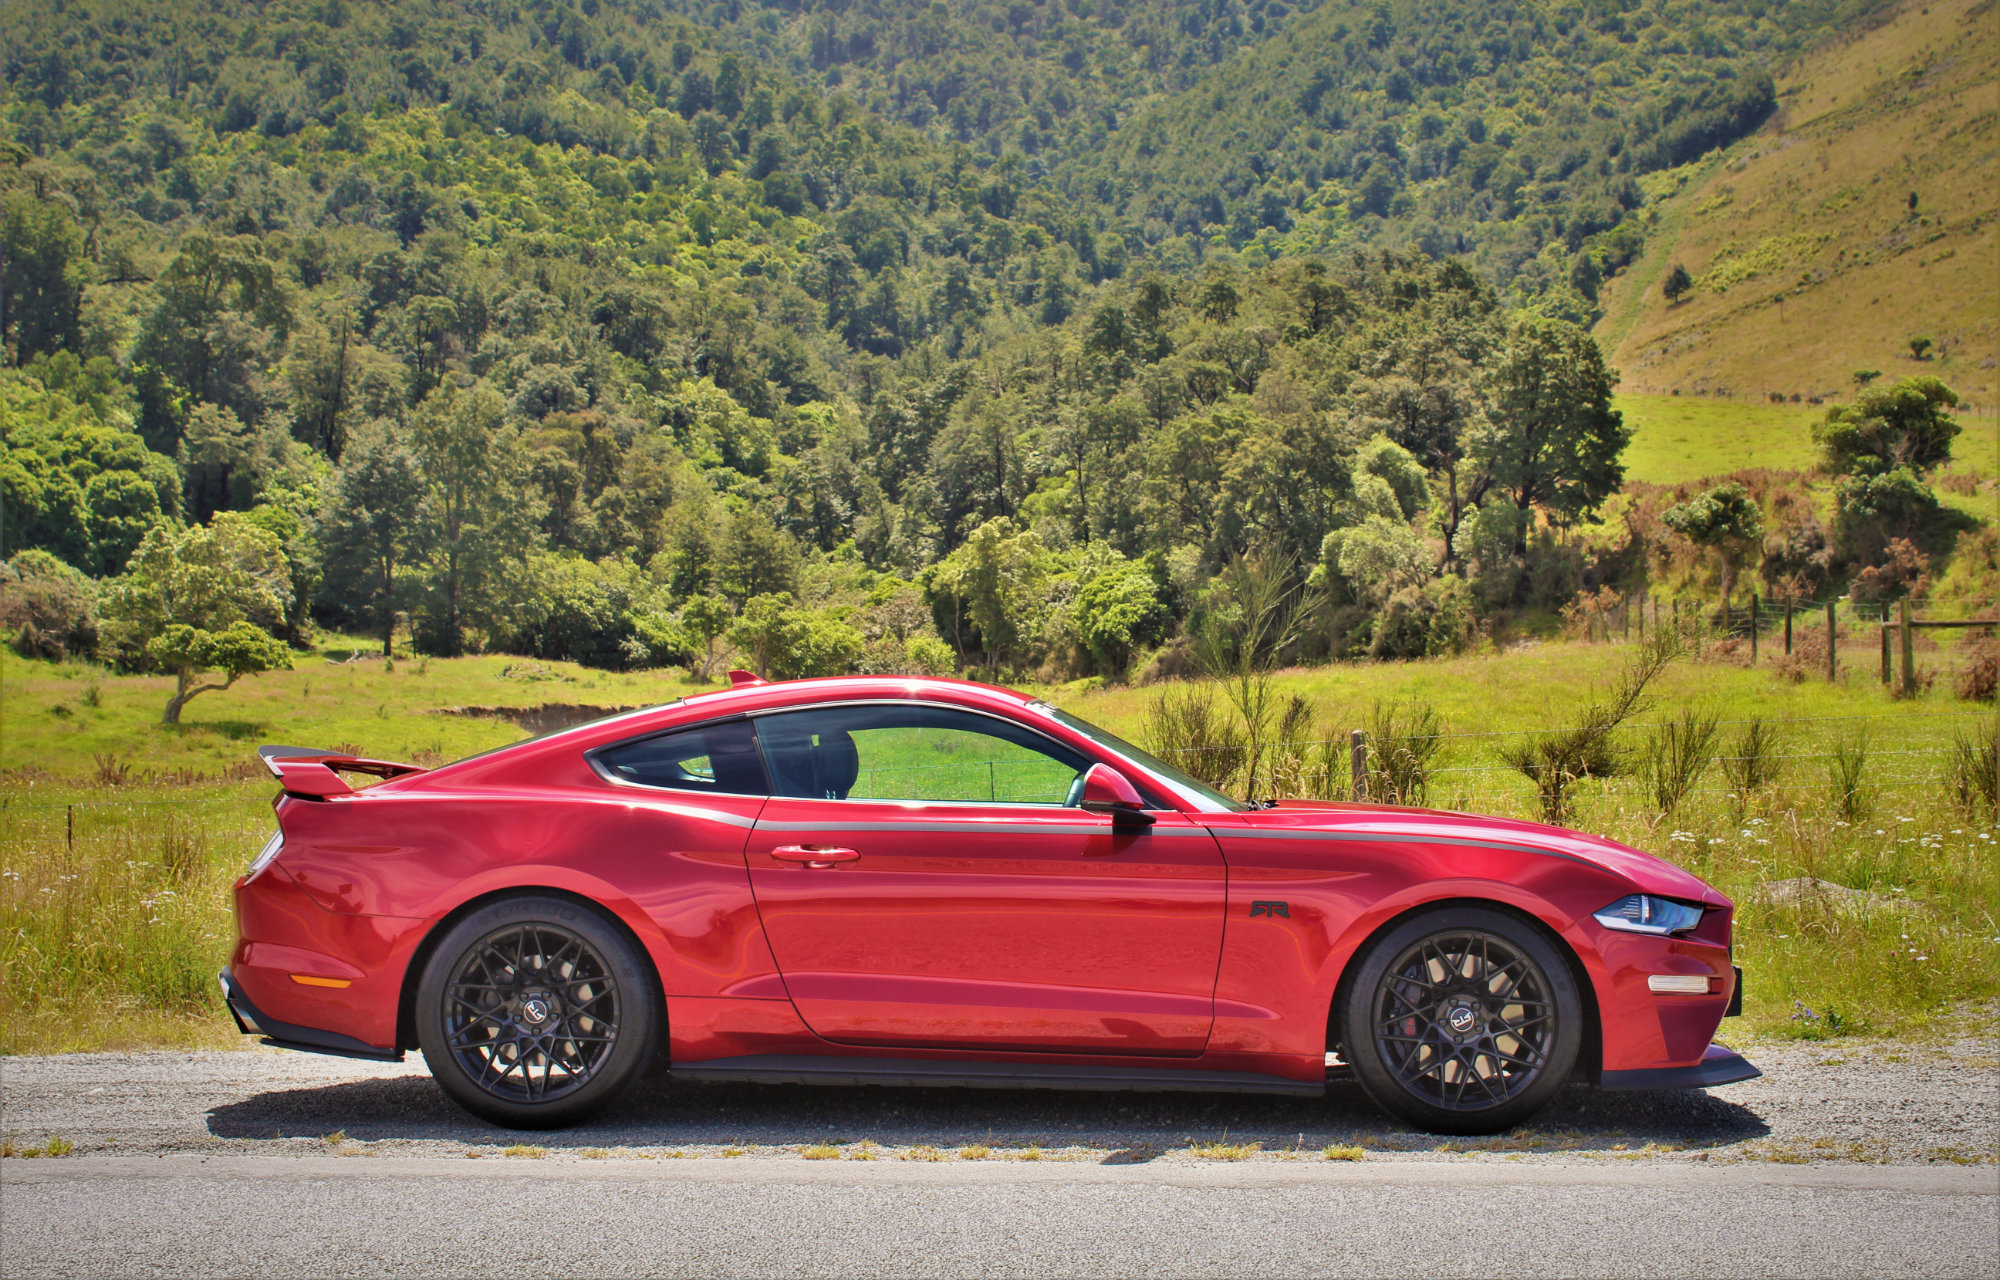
290,974,353,989
1647,974,1710,994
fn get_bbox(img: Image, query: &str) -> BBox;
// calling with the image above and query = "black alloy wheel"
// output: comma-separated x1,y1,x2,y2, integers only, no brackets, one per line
1340,906,1582,1135
417,896,658,1128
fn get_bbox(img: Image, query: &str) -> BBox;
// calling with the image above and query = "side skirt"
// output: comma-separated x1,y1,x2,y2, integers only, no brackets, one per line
672,1054,1325,1097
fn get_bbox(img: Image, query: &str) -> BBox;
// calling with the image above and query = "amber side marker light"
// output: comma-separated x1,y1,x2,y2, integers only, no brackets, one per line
290,974,353,989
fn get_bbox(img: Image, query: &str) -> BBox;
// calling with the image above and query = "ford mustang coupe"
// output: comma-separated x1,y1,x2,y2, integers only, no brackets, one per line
222,674,1756,1134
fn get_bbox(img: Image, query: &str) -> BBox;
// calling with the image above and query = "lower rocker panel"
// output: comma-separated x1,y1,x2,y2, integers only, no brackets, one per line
673,1054,1326,1096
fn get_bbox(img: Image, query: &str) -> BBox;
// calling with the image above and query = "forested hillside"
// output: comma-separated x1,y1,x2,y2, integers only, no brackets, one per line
0,0,1983,700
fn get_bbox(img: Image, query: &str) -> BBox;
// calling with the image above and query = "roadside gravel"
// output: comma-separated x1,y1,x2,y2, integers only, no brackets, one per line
4,1034,1994,1166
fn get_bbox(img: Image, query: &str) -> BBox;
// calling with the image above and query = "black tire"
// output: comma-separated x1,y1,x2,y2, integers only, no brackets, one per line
416,895,660,1129
1340,905,1582,1135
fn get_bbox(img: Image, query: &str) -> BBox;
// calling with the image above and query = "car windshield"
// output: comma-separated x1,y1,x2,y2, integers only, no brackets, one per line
1025,702,1249,813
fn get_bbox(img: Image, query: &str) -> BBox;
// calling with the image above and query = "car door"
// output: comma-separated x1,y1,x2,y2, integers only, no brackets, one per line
743,702,1228,1055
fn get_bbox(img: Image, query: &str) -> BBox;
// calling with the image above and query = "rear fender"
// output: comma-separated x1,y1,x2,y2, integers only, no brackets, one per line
392,873,674,1054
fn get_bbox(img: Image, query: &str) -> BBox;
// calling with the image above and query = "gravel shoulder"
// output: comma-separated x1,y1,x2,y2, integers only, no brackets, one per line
4,1035,1995,1167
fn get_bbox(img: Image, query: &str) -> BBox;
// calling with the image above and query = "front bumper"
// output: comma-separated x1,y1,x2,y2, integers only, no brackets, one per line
218,969,403,1063
1600,1043,1761,1091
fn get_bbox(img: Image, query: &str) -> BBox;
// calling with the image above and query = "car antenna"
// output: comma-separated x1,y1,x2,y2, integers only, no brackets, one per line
727,669,769,688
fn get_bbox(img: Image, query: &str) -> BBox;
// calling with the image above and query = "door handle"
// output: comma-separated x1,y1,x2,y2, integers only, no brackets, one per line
769,845,860,868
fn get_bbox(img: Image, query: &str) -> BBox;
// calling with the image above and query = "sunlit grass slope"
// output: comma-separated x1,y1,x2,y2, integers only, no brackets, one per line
1596,0,2000,409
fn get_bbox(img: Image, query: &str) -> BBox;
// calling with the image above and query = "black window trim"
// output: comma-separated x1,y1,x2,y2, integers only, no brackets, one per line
584,712,769,797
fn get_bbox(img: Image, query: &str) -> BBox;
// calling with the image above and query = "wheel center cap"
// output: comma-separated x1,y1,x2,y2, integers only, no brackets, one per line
519,992,554,1027
1446,1003,1479,1034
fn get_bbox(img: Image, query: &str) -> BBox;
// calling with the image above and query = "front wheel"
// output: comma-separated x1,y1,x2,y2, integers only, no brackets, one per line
416,896,659,1129
1340,906,1582,1135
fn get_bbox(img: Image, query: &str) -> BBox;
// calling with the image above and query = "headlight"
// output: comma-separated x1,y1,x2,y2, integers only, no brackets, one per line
246,831,284,879
1593,894,1703,936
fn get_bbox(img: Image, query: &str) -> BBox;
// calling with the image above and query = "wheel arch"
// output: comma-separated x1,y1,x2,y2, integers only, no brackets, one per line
394,885,669,1065
1324,895,1603,1082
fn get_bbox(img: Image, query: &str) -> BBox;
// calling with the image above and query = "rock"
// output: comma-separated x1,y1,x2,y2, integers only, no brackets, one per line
1754,877,1922,913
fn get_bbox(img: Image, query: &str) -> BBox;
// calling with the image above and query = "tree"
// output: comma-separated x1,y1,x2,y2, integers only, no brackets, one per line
1661,482,1764,603
410,384,539,655
726,591,863,679
1908,336,1933,361
129,234,292,442
680,593,732,678
317,421,432,656
1,192,88,362
1661,263,1692,304
147,621,292,725
97,514,292,722
1073,558,1166,675
1812,376,1960,477
925,517,1045,672
1468,317,1631,551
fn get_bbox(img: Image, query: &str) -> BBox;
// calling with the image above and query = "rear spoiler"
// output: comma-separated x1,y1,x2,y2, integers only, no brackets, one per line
258,745,428,799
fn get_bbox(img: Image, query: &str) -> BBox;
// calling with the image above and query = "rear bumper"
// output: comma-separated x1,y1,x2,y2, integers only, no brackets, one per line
1599,1043,1760,1091
218,969,403,1063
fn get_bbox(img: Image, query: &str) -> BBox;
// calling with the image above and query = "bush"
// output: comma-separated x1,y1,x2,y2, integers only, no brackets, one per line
1144,683,1246,794
1958,638,1999,702
1829,468,1941,564
1368,702,1444,805
0,550,97,659
1646,707,1719,816
1370,577,1474,660
1721,719,1783,796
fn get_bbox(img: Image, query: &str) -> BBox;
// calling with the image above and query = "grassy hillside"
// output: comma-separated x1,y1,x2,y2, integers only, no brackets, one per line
1614,392,1825,485
1596,0,2000,408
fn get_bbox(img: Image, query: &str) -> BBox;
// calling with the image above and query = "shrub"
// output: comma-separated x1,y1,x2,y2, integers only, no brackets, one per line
1721,719,1783,796
1948,726,1998,817
1371,577,1475,660
1956,638,1998,702
1144,683,1246,794
1826,729,1870,822
1368,702,1444,805
1646,707,1720,816
0,550,97,659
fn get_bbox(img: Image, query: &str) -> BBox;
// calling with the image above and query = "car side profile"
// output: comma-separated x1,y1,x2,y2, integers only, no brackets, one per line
222,674,1757,1135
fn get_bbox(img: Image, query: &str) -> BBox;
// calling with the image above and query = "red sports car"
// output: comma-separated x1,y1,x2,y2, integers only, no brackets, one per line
222,674,1756,1134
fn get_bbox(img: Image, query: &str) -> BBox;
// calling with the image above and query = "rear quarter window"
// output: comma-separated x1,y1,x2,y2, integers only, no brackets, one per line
592,719,767,795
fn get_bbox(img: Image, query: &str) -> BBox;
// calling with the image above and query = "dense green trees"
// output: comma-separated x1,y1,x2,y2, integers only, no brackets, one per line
0,0,1908,691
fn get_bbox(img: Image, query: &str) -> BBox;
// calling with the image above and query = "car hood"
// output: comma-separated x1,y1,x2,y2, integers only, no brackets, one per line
1206,801,1729,908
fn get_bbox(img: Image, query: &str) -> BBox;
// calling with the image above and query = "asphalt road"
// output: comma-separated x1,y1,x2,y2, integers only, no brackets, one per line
5,1155,1995,1278
3,1038,1995,1277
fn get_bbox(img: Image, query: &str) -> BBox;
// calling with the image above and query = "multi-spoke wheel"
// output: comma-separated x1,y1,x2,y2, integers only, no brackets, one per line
416,896,658,1128
1340,906,1582,1135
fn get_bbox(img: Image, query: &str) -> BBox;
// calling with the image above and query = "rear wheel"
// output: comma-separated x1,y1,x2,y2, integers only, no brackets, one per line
416,896,658,1129
1340,906,1582,1135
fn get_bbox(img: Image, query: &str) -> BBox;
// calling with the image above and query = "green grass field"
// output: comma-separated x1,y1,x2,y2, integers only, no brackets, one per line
2,633,1995,1056
1614,393,1824,486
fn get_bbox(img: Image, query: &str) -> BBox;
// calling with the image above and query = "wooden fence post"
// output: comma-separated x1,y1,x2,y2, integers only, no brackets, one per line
1784,604,1793,655
1825,602,1837,681
1350,730,1368,803
1899,599,1916,697
1879,624,1892,684
1637,595,1645,640
1750,594,1759,663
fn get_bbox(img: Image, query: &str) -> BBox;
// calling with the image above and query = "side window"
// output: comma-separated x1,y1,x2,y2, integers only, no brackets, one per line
593,719,767,795
754,705,1089,804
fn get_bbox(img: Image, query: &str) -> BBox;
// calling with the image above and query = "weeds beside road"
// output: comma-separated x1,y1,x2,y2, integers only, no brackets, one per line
1,639,1995,1055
